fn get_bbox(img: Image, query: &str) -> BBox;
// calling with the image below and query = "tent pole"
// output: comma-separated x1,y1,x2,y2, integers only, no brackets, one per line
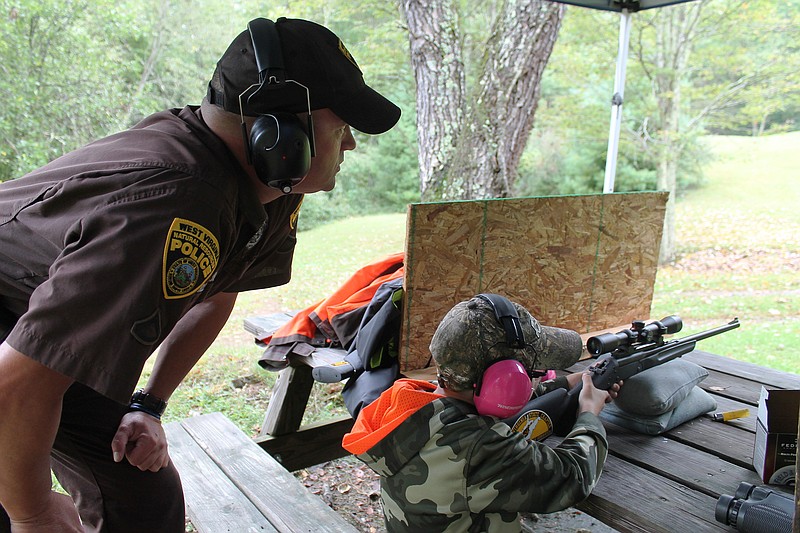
602,8,632,194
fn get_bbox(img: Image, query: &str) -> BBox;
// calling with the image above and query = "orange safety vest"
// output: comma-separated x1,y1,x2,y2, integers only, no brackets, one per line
260,252,404,366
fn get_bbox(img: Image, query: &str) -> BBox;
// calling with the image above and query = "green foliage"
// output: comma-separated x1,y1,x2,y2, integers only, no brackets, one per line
517,1,796,199
0,0,420,226
515,128,603,196
1,0,797,214
515,121,705,197
339,120,420,208
1,0,128,178
0,0,232,181
693,0,800,136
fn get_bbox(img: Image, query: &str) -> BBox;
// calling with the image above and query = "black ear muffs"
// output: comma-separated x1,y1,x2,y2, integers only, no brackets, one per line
242,18,315,194
249,112,311,194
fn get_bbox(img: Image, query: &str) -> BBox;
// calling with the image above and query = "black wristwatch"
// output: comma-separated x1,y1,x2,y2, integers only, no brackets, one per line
128,389,168,420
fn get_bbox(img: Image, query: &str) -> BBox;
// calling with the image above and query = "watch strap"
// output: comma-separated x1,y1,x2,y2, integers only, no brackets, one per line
128,389,168,420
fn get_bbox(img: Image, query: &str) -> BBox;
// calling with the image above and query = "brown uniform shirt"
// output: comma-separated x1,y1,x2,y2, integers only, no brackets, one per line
0,106,303,403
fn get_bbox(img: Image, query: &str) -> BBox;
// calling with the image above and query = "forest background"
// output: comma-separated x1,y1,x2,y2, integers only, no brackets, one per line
2,0,798,220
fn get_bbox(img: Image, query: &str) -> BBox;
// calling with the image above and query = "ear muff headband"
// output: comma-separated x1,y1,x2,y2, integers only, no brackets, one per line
238,18,315,194
249,18,285,88
475,293,526,349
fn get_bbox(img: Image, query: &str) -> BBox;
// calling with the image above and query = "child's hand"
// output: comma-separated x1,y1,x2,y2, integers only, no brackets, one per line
605,380,623,402
577,373,613,415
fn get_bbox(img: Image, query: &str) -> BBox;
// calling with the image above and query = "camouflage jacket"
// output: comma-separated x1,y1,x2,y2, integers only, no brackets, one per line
343,379,608,533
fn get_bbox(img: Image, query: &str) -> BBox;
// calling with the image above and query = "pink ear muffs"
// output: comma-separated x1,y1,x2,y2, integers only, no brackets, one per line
473,359,533,417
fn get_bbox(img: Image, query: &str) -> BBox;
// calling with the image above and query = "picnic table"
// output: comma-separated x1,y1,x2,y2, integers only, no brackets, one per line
564,349,798,532
246,321,798,533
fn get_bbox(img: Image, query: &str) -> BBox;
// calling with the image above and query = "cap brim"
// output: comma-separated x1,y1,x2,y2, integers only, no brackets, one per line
536,326,583,370
333,85,401,134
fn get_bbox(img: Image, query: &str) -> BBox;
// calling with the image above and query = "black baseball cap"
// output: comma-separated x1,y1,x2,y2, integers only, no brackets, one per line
208,17,401,134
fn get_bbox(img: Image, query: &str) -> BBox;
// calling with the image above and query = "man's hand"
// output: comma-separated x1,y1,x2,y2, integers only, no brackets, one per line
111,411,170,472
10,491,83,532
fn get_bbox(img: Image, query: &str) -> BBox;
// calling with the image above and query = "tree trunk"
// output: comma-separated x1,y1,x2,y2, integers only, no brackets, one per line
401,0,564,201
656,148,678,263
401,0,466,201
650,4,702,264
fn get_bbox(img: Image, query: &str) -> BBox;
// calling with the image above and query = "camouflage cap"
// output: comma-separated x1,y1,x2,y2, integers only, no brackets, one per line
430,296,583,391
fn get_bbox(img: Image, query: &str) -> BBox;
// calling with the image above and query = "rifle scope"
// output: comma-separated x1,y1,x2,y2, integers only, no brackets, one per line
586,315,682,355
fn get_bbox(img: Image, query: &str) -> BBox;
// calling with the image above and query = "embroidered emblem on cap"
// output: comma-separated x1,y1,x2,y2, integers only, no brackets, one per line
337,39,360,70
162,218,220,299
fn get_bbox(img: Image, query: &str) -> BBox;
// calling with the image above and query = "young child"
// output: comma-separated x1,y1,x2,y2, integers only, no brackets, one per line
343,294,618,532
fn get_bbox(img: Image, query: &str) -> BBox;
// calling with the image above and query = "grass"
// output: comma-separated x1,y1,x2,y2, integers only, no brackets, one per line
151,132,799,431
683,133,800,221
650,132,800,373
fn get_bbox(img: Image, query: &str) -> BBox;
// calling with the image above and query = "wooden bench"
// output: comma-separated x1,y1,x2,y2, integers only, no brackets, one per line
165,412,358,533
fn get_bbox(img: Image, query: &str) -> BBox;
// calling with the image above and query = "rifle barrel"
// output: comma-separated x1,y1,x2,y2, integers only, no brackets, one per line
669,318,740,346
603,317,740,360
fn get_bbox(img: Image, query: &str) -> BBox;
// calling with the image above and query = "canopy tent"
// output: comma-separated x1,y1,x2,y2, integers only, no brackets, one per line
548,0,698,193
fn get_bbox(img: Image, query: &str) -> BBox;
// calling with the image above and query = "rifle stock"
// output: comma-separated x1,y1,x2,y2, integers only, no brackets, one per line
502,316,740,442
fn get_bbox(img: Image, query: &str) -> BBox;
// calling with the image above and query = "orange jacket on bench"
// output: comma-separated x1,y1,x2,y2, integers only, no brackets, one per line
258,252,404,369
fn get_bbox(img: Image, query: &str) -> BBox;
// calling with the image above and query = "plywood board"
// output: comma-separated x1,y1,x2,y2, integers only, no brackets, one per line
400,192,668,370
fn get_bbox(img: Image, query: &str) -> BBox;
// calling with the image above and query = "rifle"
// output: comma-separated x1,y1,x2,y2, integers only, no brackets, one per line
502,315,740,441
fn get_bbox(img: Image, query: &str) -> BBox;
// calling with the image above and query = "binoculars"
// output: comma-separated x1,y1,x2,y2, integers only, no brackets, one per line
715,482,794,532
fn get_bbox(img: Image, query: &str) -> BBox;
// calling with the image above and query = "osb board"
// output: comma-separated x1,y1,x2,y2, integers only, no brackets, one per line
400,192,668,371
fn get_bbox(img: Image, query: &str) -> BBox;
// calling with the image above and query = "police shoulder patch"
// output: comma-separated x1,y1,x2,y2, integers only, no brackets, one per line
162,218,220,299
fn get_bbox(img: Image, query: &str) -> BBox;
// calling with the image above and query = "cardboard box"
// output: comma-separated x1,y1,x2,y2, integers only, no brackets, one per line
753,387,799,485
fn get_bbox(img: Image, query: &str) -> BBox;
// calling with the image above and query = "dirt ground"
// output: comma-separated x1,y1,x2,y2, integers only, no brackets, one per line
293,456,619,533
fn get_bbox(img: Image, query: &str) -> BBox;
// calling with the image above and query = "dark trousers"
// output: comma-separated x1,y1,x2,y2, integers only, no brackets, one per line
0,382,185,532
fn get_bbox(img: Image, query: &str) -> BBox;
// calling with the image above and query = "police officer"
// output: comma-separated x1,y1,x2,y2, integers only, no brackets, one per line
0,17,399,532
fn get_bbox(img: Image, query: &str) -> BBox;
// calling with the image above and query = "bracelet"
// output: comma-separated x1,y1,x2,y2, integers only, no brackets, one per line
128,389,168,420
